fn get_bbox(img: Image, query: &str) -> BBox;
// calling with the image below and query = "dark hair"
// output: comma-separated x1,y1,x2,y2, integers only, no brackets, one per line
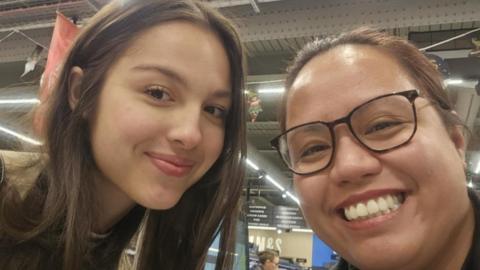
0,0,246,269
279,27,461,132
257,249,278,265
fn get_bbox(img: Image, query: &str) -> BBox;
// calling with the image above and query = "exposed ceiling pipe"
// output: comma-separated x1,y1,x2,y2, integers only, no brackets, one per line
0,0,84,16
0,1,92,33
420,28,480,52
206,0,285,8
0,22,55,33
249,0,260,13
0,0,31,7
84,0,99,12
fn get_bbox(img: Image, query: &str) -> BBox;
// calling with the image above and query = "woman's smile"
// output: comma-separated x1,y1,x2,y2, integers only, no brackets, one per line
145,152,195,177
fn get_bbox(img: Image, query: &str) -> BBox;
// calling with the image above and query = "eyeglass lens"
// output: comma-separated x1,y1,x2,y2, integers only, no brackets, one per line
279,93,416,174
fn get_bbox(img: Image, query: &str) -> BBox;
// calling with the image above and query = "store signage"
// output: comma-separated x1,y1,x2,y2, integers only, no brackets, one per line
247,204,307,229
247,204,273,227
248,234,283,253
273,206,306,229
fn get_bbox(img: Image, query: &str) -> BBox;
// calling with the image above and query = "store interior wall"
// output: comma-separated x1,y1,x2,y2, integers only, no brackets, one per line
248,228,313,267
0,1,480,269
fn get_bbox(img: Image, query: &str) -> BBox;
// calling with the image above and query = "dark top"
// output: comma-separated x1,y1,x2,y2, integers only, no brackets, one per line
331,188,480,270
462,188,480,270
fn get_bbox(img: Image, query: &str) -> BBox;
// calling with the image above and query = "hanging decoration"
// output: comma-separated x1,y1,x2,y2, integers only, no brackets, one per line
470,38,480,58
21,45,44,77
247,90,263,123
33,12,79,136
0,29,48,78
424,53,449,77
39,12,79,100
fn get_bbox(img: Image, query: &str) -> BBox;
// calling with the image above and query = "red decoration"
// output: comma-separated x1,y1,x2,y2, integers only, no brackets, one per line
33,12,78,136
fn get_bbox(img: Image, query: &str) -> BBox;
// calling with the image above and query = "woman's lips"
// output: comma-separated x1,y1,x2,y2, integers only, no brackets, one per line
333,189,408,230
146,152,194,177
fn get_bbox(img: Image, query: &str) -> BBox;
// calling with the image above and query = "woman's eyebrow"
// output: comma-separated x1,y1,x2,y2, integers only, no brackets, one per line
131,64,187,87
131,64,231,98
211,89,231,99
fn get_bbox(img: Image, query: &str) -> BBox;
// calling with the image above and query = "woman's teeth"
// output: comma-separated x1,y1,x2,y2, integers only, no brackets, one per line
343,194,403,221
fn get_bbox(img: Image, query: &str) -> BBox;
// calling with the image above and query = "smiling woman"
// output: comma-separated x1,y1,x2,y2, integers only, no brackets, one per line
272,28,479,270
0,1,246,270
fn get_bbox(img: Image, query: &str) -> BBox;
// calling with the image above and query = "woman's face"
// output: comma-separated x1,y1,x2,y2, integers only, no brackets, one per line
286,45,471,269
90,21,231,210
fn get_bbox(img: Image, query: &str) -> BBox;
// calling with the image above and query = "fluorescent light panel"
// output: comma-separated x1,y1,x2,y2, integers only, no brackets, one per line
286,191,300,205
444,78,463,85
475,160,480,174
248,226,277,230
0,98,40,104
265,174,285,192
292,228,313,233
0,125,42,145
245,158,301,203
246,158,259,171
257,87,284,93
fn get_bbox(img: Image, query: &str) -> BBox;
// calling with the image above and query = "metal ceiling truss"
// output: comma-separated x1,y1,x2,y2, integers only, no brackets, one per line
227,0,480,42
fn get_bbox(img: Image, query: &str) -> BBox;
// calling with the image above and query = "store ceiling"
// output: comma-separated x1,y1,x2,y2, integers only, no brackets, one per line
0,0,479,207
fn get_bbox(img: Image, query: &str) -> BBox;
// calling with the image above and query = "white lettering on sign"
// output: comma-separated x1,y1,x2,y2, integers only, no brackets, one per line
248,235,283,254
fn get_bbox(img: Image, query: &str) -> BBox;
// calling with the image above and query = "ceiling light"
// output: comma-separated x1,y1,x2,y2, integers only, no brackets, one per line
475,160,480,174
444,78,463,85
468,181,474,188
0,125,41,145
246,158,259,171
0,98,40,104
281,192,287,199
292,228,313,233
246,79,285,85
243,158,301,204
257,87,284,94
265,174,285,192
285,191,300,205
248,226,277,230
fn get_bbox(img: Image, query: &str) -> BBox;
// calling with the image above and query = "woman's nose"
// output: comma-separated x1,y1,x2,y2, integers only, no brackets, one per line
328,127,382,186
166,108,203,150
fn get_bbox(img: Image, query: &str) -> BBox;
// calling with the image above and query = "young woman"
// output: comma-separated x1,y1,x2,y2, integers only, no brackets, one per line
271,28,479,270
0,0,246,269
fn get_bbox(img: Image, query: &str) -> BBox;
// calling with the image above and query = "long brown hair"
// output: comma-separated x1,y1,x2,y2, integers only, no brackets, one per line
0,0,246,269
279,27,461,132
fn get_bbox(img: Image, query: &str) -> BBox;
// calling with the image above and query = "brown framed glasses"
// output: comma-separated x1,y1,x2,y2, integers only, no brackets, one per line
271,90,422,175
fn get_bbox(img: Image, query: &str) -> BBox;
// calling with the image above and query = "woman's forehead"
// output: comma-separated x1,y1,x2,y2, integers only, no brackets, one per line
285,45,416,125
291,45,407,90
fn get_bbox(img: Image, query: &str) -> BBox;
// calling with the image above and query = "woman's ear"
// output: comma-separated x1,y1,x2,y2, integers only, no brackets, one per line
448,111,467,165
68,66,84,110
450,125,467,165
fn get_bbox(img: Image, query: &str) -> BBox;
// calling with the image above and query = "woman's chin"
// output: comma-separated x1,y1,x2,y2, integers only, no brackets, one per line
345,243,419,270
138,193,183,210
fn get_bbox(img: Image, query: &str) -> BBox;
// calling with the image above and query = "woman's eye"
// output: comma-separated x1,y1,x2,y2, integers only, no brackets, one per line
300,144,330,158
365,120,401,135
204,106,227,119
145,86,172,102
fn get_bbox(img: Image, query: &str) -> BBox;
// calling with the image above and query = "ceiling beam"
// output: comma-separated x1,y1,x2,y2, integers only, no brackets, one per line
231,0,480,42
